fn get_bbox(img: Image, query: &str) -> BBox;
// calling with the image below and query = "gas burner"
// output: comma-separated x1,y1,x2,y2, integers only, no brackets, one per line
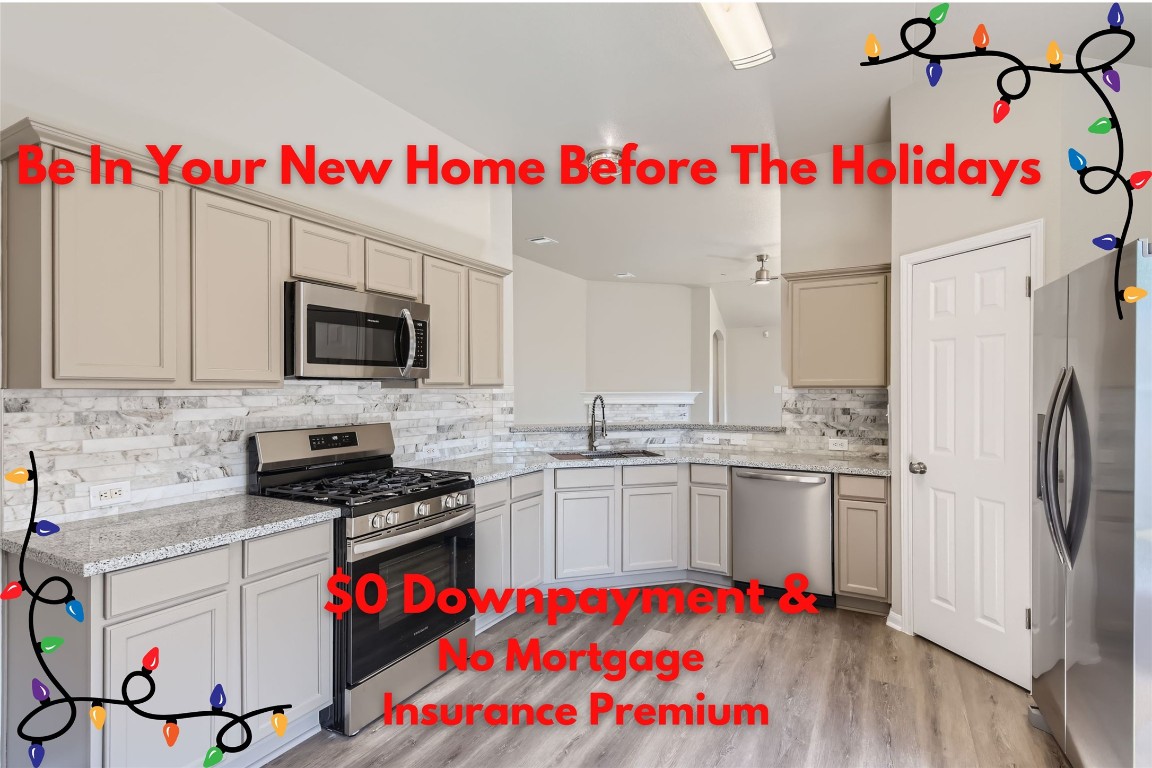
265,466,471,507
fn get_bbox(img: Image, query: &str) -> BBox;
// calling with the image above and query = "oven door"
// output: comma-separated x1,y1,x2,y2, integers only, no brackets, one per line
345,508,475,685
291,281,429,380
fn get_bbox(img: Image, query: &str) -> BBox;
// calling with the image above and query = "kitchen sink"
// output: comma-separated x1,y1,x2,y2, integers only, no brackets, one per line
548,449,663,461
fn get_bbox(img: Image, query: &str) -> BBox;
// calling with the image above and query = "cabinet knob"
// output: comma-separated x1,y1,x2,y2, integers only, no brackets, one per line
909,461,928,475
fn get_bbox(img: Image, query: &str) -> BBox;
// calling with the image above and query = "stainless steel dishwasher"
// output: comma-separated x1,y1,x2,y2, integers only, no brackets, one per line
731,467,834,598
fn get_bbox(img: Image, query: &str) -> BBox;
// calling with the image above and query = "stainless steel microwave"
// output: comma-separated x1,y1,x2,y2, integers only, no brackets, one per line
286,281,430,381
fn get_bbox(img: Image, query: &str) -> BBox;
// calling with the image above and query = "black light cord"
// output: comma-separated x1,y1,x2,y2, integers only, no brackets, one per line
862,7,1139,320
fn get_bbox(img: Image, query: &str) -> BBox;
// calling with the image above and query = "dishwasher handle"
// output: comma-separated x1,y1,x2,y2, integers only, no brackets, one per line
733,470,827,485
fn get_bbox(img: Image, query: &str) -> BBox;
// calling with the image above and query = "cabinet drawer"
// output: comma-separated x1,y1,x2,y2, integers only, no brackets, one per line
838,475,888,502
243,524,330,578
476,479,511,510
105,547,230,619
622,465,678,486
555,467,615,489
511,471,544,499
689,464,729,487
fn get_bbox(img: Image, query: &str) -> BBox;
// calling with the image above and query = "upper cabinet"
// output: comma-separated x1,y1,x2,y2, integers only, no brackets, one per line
290,218,364,289
192,191,286,382
423,256,469,386
468,270,504,386
784,265,890,387
366,239,422,299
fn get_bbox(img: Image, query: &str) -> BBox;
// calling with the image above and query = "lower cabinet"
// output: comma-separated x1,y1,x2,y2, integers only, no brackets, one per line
510,496,544,589
555,489,616,578
475,503,511,594
689,486,730,575
621,486,678,572
836,498,889,599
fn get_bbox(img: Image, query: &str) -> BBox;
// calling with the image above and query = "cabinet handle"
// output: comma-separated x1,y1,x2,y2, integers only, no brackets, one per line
733,471,826,484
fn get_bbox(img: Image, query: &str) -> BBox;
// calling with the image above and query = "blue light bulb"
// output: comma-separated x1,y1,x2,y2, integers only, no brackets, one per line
1108,3,1124,27
28,743,45,768
34,520,60,537
1092,234,1118,250
926,60,943,87
1067,148,1087,171
209,683,226,709
65,599,85,623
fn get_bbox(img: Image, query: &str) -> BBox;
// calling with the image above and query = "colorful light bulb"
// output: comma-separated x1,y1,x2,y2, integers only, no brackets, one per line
31,678,50,702
142,647,160,672
271,709,288,737
1092,234,1118,250
1108,3,1124,27
1102,67,1121,93
1,581,23,600
34,521,60,537
992,99,1011,124
926,60,943,87
1046,41,1062,68
209,683,227,709
865,33,881,60
5,467,32,484
203,746,224,767
928,3,949,24
972,24,989,50
1123,286,1147,303
90,704,106,730
163,720,180,747
39,636,64,654
1130,170,1151,190
1088,117,1113,134
65,598,84,622
1068,148,1087,171
28,743,45,768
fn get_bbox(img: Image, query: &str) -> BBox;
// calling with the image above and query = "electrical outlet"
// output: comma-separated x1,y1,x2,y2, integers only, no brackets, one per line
828,438,849,451
90,481,130,508
702,436,721,445
773,385,782,394
730,435,748,446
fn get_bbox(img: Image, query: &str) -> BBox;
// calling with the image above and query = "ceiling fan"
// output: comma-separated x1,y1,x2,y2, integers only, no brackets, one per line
707,253,780,286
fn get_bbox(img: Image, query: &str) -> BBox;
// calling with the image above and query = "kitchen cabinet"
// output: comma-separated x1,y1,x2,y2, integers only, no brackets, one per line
468,270,504,386
689,486,730,575
621,486,679,572
366,239,422,299
290,218,364,288
555,489,616,578
510,495,545,589
475,504,511,594
192,191,286,383
423,256,469,385
835,476,890,605
784,265,889,387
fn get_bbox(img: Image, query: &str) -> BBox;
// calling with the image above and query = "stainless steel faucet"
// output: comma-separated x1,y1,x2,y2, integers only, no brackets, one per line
588,395,607,451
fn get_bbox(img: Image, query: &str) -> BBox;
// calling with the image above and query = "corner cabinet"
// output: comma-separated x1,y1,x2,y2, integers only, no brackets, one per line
784,265,890,387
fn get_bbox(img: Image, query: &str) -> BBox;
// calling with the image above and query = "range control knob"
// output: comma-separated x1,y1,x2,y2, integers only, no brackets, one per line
416,502,431,517
454,493,468,506
370,514,384,529
384,511,400,525
443,494,456,509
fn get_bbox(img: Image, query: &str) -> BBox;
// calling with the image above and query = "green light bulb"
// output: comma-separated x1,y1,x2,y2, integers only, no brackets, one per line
203,746,224,767
929,3,950,23
39,636,64,653
1088,117,1113,134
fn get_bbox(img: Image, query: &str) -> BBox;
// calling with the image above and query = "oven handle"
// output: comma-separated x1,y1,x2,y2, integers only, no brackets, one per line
349,508,475,562
398,308,416,378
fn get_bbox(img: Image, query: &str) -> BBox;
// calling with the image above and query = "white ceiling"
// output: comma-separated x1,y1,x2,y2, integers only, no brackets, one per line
228,2,1150,325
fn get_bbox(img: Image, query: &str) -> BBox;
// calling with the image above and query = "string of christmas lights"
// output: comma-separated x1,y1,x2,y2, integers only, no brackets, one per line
862,2,1148,319
3,452,292,768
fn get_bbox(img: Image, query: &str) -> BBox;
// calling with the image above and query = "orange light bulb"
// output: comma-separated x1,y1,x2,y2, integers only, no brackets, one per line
1123,286,1147,303
865,34,881,59
89,705,106,730
1046,41,1063,66
162,720,179,747
271,710,288,737
973,24,989,49
4,467,31,485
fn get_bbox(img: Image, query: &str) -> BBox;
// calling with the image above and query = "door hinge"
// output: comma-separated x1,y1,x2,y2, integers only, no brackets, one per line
1025,276,1032,297
1025,608,1032,630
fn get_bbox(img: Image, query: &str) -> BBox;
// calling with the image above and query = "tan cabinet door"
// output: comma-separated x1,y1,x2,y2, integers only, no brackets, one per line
836,498,889,599
365,239,421,299
53,150,178,380
788,272,889,386
621,486,679,572
423,256,468,385
291,218,364,288
476,504,511,593
468,270,504,386
192,191,285,382
555,489,616,578
510,495,544,589
689,486,730,574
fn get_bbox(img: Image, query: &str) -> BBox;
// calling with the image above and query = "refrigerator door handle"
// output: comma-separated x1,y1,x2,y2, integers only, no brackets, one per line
1041,366,1074,568
1062,367,1092,567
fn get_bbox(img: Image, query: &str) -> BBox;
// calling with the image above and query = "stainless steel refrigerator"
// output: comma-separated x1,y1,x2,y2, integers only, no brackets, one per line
1031,239,1151,767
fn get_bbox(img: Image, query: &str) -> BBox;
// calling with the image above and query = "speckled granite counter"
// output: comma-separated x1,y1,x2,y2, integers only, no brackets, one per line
510,423,787,434
0,496,339,577
417,448,891,484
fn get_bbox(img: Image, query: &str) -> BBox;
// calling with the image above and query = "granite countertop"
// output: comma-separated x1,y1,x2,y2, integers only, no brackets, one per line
0,496,340,577
510,422,786,434
417,448,892,484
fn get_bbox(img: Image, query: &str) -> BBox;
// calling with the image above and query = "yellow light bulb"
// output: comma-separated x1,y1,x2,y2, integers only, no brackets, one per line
271,710,288,737
4,467,30,485
865,34,881,59
1046,41,1063,66
89,705,106,730
1123,286,1147,303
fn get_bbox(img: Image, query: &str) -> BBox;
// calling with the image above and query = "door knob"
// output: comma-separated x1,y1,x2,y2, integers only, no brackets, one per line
909,461,927,474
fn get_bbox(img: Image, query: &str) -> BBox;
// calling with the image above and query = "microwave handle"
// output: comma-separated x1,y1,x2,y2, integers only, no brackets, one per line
399,308,416,378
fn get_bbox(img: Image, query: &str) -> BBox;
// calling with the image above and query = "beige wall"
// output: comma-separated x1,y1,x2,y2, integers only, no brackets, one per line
725,327,783,427
512,256,588,424
781,143,892,274
586,281,694,392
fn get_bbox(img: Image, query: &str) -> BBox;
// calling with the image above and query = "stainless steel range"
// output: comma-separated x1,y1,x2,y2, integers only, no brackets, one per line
249,423,476,736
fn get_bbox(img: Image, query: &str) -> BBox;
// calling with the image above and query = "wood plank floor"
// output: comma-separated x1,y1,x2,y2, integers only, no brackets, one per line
270,591,1068,768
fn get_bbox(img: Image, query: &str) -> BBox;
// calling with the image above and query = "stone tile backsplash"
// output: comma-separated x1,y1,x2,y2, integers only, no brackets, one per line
2,383,513,528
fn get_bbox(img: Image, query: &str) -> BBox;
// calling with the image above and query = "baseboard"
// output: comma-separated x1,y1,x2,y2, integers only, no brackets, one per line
886,610,911,634
249,712,321,767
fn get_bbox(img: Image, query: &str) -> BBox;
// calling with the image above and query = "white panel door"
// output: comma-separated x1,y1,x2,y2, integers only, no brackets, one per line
910,237,1032,687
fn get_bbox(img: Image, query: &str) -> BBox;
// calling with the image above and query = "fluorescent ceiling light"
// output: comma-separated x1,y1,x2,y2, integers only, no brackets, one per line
701,3,775,69
527,236,558,245
615,272,636,279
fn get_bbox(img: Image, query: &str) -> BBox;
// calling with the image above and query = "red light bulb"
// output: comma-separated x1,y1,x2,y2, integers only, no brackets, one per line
142,647,159,671
1130,170,1151,190
993,99,1011,124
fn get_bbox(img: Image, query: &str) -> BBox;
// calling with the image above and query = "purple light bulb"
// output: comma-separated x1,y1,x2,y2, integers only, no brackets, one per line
1102,67,1121,93
31,678,50,702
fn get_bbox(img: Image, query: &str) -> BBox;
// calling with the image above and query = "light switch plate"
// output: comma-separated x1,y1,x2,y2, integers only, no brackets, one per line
90,481,130,508
702,436,721,445
773,385,782,394
828,438,849,451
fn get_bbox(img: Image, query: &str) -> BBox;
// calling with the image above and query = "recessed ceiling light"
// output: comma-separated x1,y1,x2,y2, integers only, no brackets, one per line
585,147,624,177
527,236,558,245
615,272,636,279
701,3,775,69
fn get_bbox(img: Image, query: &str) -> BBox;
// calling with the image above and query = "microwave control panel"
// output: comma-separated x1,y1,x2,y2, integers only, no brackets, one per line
309,432,359,451
414,319,428,369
